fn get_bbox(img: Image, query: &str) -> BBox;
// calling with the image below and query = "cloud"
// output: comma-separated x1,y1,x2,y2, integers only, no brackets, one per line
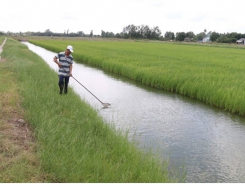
149,1,167,8
1,0,245,35
166,12,183,20
191,14,207,22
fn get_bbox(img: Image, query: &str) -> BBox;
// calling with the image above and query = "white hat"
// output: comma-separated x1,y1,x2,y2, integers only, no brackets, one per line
67,45,74,52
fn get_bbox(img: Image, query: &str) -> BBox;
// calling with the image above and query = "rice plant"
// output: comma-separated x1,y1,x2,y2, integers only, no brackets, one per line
30,38,245,115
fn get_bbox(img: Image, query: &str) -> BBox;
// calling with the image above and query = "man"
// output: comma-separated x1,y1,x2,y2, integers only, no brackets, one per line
53,45,74,94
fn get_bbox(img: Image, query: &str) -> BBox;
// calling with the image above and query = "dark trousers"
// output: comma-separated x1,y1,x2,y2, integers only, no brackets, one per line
58,75,70,90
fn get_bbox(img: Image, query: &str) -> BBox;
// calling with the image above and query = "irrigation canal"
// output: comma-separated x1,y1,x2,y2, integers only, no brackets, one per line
23,42,245,182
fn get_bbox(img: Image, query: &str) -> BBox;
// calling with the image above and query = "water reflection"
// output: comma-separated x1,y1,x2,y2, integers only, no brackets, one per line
23,42,245,183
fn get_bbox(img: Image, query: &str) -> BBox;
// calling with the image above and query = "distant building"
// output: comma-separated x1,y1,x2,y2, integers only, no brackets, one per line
236,38,245,45
203,32,212,42
184,37,192,42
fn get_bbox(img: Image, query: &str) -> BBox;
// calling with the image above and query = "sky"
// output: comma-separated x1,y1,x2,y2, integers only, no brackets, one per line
1,0,245,36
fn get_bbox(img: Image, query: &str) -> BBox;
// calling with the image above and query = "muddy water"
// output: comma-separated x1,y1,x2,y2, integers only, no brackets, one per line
23,42,245,182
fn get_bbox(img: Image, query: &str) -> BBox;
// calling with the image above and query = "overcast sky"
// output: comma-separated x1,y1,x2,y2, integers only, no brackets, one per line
1,0,245,35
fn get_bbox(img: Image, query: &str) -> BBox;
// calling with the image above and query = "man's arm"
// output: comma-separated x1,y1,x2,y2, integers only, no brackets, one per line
69,64,73,76
53,56,62,68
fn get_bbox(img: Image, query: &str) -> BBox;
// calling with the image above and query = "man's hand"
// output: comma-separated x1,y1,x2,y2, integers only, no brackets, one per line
53,56,58,63
69,72,73,77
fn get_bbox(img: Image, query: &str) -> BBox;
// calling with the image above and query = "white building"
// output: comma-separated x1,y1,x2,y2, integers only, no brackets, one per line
203,32,212,42
236,38,245,45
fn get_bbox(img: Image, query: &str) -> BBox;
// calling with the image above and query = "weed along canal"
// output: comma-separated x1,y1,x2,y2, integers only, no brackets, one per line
23,42,245,182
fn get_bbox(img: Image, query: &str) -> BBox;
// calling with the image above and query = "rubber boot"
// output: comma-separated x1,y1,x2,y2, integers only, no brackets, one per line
64,88,68,94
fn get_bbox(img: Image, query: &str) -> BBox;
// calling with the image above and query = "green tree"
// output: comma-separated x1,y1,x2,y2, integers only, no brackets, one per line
45,29,53,36
151,26,161,40
186,31,195,39
176,32,186,41
122,24,162,40
78,31,85,37
195,32,206,41
164,31,175,40
101,30,106,37
216,32,241,43
142,25,151,39
210,32,220,42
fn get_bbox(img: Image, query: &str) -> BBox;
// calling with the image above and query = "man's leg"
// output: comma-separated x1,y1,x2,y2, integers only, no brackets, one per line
58,75,65,94
64,76,70,94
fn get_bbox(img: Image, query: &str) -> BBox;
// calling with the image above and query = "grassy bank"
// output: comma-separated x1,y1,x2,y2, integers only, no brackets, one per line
0,38,173,182
0,37,4,44
30,38,245,116
0,38,47,182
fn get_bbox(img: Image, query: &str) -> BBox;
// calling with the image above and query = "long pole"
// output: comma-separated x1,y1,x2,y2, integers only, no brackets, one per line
60,66,110,107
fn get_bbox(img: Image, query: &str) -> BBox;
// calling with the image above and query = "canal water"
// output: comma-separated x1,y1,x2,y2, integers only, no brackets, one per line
23,42,245,182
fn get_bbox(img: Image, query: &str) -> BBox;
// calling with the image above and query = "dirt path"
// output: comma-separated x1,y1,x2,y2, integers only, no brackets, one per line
0,38,7,60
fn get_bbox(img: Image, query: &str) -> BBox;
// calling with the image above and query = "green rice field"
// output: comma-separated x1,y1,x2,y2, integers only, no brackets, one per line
30,38,245,116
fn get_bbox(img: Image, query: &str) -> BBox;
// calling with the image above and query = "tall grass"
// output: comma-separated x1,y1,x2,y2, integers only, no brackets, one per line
0,37,4,44
30,38,245,115
0,42,46,182
1,38,173,182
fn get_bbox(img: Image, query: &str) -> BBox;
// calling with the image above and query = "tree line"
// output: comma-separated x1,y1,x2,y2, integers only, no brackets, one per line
102,25,162,40
2,24,245,43
169,31,245,43
101,25,245,43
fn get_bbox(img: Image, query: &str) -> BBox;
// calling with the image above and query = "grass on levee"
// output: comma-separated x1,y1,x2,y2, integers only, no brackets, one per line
0,38,175,182
29,38,245,116
0,37,5,44
0,41,48,182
